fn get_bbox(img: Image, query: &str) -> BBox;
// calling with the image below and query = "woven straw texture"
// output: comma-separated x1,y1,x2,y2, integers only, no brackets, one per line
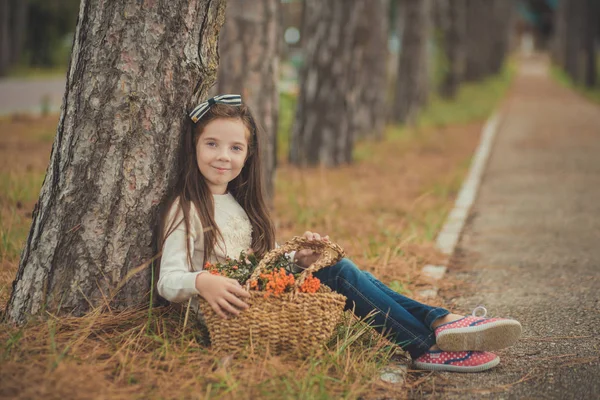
199,236,347,355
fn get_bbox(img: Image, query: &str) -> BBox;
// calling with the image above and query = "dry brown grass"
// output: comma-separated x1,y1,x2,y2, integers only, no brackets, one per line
0,112,482,399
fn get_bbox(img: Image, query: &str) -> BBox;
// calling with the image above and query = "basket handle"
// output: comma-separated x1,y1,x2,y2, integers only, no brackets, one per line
246,236,345,291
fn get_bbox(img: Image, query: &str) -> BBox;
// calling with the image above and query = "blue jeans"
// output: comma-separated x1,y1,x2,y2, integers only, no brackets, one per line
313,258,449,359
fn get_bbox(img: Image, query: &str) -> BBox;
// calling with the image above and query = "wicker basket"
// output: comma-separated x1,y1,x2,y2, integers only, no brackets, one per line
198,236,347,355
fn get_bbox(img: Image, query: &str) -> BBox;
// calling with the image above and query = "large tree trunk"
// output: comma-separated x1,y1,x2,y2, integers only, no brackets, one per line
289,0,366,167
0,0,10,75
436,0,466,99
392,0,432,125
6,0,226,325
217,0,279,202
353,0,389,140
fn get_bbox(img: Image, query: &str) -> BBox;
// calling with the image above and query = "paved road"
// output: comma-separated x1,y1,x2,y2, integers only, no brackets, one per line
422,56,600,399
0,77,65,116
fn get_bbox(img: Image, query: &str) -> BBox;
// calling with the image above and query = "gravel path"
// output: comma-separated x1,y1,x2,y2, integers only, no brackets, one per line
418,55,600,399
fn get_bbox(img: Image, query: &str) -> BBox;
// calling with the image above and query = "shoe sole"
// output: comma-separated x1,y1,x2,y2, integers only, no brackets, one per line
414,355,500,373
436,320,522,352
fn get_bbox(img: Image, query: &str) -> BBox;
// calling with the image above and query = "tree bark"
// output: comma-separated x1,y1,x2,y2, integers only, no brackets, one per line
489,0,513,75
552,0,568,68
392,0,431,125
0,0,10,75
583,0,597,88
353,0,389,140
217,0,279,202
564,0,584,83
464,0,511,82
436,0,466,99
6,0,226,325
9,0,27,65
289,0,366,166
464,0,489,81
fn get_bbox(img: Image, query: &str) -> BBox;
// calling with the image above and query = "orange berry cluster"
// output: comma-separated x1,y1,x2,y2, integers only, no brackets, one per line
202,255,322,297
261,268,295,298
204,262,221,276
298,273,321,293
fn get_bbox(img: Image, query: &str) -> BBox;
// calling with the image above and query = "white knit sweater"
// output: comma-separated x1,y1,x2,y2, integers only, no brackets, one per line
157,193,252,303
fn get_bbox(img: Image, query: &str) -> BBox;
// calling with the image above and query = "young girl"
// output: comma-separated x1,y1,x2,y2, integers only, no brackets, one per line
156,95,522,373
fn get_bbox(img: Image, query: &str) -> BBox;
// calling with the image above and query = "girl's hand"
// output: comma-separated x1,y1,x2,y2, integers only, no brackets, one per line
301,231,329,242
295,231,329,269
195,273,250,319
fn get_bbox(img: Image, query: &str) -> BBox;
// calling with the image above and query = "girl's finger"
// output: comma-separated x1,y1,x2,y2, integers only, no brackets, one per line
313,233,321,241
210,302,228,319
229,284,251,298
324,235,330,242
228,278,241,286
218,299,241,316
303,231,313,239
225,293,249,309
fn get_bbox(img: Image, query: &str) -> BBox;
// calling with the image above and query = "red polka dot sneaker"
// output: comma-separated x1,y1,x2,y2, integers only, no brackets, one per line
413,350,500,372
435,307,522,352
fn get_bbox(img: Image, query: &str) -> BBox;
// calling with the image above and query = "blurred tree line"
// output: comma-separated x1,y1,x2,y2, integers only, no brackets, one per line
0,0,79,75
219,0,516,176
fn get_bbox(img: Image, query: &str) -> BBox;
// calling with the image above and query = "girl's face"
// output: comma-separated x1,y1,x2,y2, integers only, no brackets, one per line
196,118,249,195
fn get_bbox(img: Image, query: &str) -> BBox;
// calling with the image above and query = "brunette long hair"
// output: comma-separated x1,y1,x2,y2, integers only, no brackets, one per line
157,103,276,268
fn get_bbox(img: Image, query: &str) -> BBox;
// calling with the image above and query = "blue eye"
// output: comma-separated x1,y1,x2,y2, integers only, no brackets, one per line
206,141,217,147
232,145,244,152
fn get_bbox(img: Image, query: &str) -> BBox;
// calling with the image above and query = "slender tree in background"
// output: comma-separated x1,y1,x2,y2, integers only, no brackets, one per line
217,0,279,201
554,0,598,88
289,0,366,167
552,0,567,68
435,0,466,99
564,1,585,83
9,0,27,66
0,0,80,75
392,0,432,124
7,0,226,324
353,0,389,140
463,0,488,81
0,0,11,75
464,0,513,82
582,0,598,88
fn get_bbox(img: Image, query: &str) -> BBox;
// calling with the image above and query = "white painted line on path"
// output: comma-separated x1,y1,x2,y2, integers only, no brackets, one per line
419,112,502,296
436,112,501,255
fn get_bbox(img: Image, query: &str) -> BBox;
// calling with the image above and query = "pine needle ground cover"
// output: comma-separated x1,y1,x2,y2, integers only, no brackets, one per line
0,72,511,399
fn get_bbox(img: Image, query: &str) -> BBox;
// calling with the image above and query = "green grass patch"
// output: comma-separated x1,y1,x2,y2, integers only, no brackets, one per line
550,64,600,104
0,210,31,262
0,171,45,205
277,92,297,163
418,61,515,128
0,171,44,261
